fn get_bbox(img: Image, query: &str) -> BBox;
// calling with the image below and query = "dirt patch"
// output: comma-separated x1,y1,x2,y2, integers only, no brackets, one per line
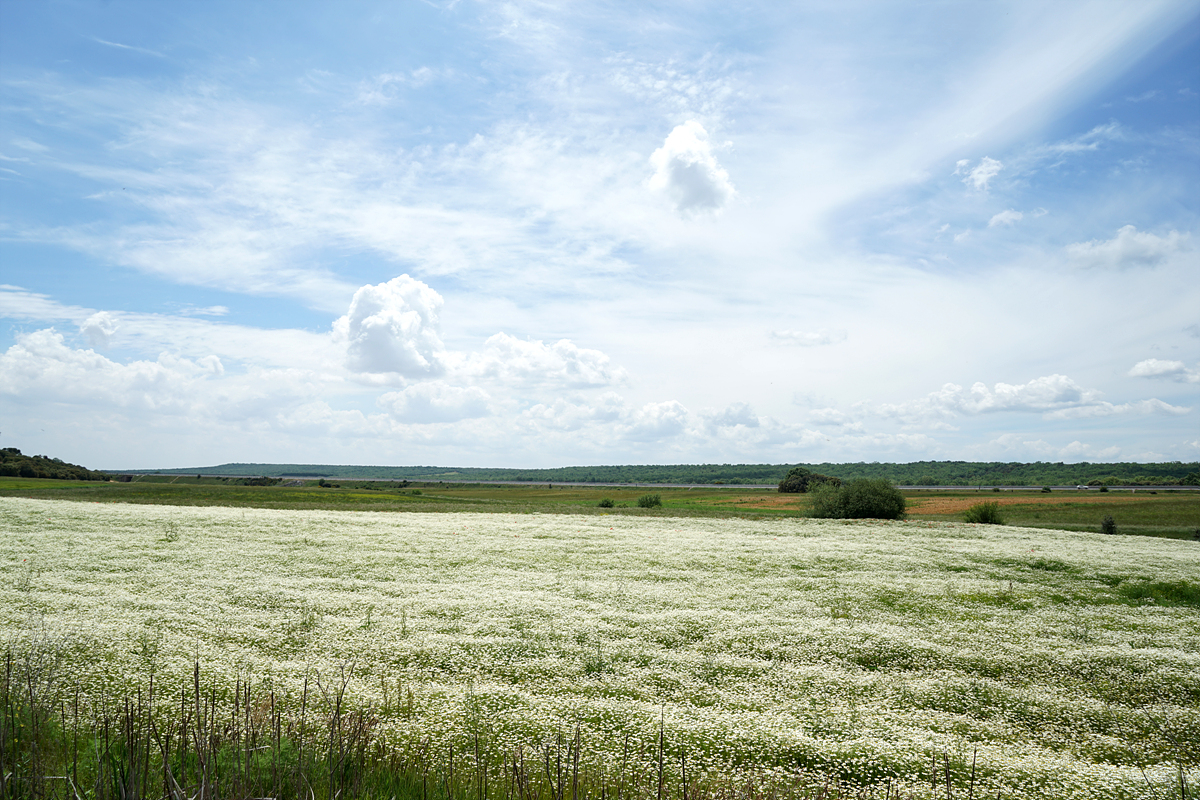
909,494,1141,516
714,494,808,510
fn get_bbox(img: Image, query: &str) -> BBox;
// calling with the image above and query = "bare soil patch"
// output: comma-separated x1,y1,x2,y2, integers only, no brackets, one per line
909,493,1142,516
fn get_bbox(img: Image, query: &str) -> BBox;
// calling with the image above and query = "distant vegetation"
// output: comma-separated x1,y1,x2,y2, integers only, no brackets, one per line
130,460,1200,486
776,465,842,493
808,478,907,520
0,448,107,481
963,501,1005,525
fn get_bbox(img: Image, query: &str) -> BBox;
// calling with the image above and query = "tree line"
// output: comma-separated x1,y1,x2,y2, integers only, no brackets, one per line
0,448,109,481
135,459,1200,486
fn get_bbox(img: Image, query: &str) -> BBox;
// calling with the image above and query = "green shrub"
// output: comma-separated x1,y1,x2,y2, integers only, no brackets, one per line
597,498,614,508
808,478,905,520
777,466,842,494
1100,515,1116,535
963,501,1005,525
1041,486,1052,493
1098,485,1108,493
992,486,1001,492
636,494,662,508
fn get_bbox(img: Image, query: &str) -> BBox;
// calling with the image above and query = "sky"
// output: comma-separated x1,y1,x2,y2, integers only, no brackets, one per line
1,0,1198,471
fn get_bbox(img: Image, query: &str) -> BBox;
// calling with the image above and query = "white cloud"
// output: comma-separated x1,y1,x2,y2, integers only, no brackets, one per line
770,330,847,346
377,382,491,424
988,209,1023,227
880,374,1098,421
876,374,1187,425
0,329,225,413
1066,225,1191,269
623,400,690,441
466,332,624,388
649,121,735,215
79,312,118,348
957,156,1002,190
1044,398,1189,419
807,408,866,432
704,403,760,429
1128,358,1200,383
333,275,446,377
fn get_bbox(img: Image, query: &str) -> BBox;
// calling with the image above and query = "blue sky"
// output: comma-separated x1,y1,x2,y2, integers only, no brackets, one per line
1,0,1198,470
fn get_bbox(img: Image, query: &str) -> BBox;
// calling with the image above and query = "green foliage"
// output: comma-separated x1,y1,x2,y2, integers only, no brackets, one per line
962,501,1005,525
808,478,906,520
597,498,614,508
636,493,662,508
130,459,1200,487
1182,472,1200,486
1117,580,1200,608
0,447,107,481
1041,486,1052,493
243,475,281,487
1099,485,1109,493
1100,515,1117,535
777,466,843,494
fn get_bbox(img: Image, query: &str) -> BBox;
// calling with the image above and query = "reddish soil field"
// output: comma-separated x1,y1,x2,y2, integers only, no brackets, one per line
907,493,1145,516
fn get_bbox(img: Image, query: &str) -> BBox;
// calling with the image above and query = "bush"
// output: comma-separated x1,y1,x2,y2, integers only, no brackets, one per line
777,466,842,494
1041,486,1052,493
1098,485,1108,493
808,478,906,520
1100,515,1117,535
636,494,662,508
963,501,1005,524
597,498,614,508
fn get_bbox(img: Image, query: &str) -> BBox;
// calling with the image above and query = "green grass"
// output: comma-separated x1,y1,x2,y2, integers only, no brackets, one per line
3,477,1199,538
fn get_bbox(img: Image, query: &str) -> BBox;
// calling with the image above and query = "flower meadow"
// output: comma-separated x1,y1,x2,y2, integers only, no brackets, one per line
1,497,1198,799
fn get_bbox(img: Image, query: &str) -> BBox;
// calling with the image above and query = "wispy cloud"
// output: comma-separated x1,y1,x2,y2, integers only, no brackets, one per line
93,37,165,58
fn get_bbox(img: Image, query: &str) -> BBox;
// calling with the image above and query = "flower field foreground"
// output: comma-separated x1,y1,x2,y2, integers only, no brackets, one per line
2,497,1198,799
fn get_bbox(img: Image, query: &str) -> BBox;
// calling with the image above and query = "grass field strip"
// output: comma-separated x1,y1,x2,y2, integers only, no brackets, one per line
2,498,1198,798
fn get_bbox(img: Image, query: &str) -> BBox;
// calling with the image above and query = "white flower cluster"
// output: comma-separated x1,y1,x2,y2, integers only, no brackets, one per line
1,498,1197,799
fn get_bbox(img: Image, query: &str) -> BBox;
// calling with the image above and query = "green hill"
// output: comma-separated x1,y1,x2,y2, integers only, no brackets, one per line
121,460,1200,486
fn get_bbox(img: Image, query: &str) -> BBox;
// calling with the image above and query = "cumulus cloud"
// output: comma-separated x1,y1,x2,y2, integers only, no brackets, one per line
988,209,1023,227
79,311,118,348
807,408,866,432
770,329,847,346
1128,358,1200,383
1044,398,1189,419
878,374,1190,425
649,121,734,215
624,400,690,440
468,332,624,388
1067,225,1191,269
0,328,224,413
333,275,446,377
704,403,760,429
956,156,1002,190
377,382,491,424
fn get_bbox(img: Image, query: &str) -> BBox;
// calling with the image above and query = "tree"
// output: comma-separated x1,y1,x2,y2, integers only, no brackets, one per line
778,466,843,494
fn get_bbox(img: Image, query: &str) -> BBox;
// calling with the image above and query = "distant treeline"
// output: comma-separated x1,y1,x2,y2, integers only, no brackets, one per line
0,448,109,481
126,460,1200,486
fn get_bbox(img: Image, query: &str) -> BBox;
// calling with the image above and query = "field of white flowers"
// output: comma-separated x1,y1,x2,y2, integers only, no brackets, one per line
2,497,1198,799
